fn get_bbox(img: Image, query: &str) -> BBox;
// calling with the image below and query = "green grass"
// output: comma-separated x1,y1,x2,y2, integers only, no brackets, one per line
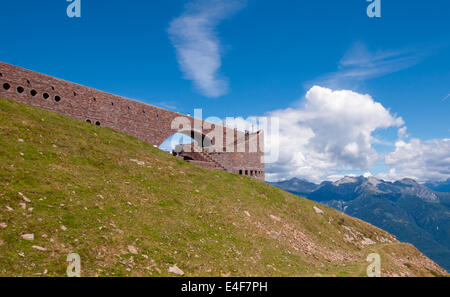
0,97,447,277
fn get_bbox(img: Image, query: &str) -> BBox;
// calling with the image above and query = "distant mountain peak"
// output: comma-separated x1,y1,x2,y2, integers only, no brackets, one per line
397,178,419,185
332,176,360,186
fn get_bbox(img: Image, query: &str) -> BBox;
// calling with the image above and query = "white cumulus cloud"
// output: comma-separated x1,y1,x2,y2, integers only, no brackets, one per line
379,138,450,182
168,0,246,98
265,86,404,182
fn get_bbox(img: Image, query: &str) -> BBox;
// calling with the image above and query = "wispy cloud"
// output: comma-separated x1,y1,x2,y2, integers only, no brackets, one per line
311,42,429,89
442,94,450,101
168,0,246,98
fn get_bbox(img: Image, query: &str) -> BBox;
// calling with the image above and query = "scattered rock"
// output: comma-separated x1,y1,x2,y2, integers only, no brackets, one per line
18,138,24,143
5,205,14,212
19,202,26,210
32,245,47,251
313,206,324,214
270,215,281,222
60,225,67,231
0,222,7,229
18,252,25,257
129,159,146,166
168,264,184,276
127,245,138,254
18,192,31,202
343,234,354,243
361,237,376,247
21,234,34,241
244,211,251,217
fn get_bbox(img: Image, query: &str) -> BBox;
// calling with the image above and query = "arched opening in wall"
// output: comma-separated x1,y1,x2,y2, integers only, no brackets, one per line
95,121,101,126
0,73,3,77
43,93,49,99
30,90,37,96
239,170,243,175
159,133,197,153
17,86,24,93
86,119,92,124
245,170,248,175
159,130,213,155
3,83,10,90
54,96,61,102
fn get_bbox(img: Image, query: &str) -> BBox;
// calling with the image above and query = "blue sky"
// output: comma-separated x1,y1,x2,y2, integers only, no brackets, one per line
1,0,449,182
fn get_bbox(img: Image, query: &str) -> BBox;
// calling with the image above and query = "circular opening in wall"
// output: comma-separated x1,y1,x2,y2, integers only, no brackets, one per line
95,121,101,126
43,93,49,99
93,97,96,101
54,96,61,102
17,86,24,93
30,90,37,96
3,83,10,90
86,119,91,123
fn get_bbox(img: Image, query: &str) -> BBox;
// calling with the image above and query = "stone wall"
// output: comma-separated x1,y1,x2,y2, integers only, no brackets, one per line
0,62,264,180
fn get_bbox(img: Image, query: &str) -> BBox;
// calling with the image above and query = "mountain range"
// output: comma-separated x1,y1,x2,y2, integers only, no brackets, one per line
425,179,450,193
270,176,450,271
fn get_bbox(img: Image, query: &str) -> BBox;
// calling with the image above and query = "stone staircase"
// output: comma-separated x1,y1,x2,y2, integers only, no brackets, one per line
197,151,227,172
176,148,227,172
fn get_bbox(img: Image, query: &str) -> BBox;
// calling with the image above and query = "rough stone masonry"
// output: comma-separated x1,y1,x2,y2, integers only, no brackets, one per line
0,62,264,180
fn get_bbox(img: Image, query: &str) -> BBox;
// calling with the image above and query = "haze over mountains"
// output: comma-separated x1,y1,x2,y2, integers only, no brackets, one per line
426,179,450,193
270,176,450,271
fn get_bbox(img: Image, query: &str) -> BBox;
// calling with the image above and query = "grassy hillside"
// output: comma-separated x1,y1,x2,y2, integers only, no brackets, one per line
0,97,446,277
